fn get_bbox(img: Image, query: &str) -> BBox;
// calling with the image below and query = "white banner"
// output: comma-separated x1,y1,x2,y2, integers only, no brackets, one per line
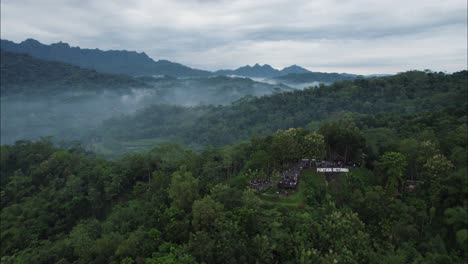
317,168,349,173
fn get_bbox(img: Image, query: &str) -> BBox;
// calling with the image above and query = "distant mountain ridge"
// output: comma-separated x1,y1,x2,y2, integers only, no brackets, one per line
0,39,211,77
0,50,146,95
0,49,293,102
214,63,311,78
1,38,372,83
214,63,364,84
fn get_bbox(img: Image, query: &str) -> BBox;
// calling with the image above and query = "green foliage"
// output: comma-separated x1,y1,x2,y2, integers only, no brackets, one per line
423,154,454,207
95,70,467,151
378,152,408,196
271,128,327,169
168,167,200,212
0,131,466,262
318,118,365,162
302,132,327,160
191,196,224,232
0,71,467,263
319,210,371,263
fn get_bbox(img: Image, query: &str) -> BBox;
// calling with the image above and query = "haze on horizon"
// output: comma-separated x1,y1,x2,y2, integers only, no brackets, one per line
1,0,467,75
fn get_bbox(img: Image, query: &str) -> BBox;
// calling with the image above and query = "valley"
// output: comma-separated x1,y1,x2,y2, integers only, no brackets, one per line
0,11,466,261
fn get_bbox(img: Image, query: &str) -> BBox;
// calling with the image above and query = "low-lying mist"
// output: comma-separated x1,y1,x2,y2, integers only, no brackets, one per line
1,90,142,144
0,76,294,145
141,76,294,106
240,76,322,89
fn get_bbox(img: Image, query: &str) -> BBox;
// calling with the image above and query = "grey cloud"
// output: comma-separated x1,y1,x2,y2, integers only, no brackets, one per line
1,0,466,74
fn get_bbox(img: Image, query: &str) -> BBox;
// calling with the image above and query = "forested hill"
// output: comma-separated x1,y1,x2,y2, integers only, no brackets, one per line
1,107,467,262
1,68,467,263
95,70,467,150
0,39,211,77
0,51,147,95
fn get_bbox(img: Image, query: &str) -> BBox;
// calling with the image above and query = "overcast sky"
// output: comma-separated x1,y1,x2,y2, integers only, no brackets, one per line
1,0,467,74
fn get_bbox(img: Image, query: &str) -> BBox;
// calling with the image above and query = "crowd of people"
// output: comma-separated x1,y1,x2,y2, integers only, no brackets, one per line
250,159,356,192
249,178,270,192
277,159,311,189
315,160,360,168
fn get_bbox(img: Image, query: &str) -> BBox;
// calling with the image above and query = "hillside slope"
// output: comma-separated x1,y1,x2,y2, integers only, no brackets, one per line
94,70,467,150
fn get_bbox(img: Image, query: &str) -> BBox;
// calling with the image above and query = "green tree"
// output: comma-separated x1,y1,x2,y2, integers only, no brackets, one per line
272,128,306,168
68,219,101,263
423,154,454,208
168,167,199,212
318,119,365,162
302,132,326,160
191,196,224,232
378,152,408,196
319,209,371,263
444,207,468,250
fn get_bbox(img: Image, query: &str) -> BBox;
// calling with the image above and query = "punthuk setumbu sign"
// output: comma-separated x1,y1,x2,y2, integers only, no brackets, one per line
317,168,349,173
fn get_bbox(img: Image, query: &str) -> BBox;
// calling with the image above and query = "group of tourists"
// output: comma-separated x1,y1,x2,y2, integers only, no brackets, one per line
316,160,342,167
251,158,357,192
249,178,270,192
315,160,359,168
277,159,311,189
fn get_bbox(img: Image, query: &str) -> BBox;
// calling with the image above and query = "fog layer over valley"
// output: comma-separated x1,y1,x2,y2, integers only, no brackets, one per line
136,75,293,106
92,70,467,156
1,91,148,144
0,51,295,144
1,42,462,158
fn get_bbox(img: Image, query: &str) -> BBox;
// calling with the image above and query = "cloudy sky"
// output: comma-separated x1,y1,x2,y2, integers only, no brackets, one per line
1,0,467,74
